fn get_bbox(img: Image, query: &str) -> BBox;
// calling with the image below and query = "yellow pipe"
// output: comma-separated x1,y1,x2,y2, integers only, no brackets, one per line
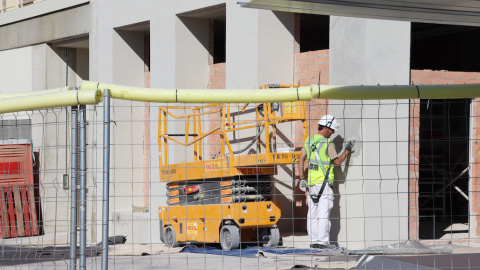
81,81,312,103
0,89,102,114
0,86,72,99
83,80,480,102
311,84,480,100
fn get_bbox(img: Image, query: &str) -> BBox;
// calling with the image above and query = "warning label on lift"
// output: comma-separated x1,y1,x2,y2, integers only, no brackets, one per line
187,222,198,236
220,181,232,187
169,190,179,196
235,167,275,175
205,162,224,171
220,189,232,196
221,197,233,203
169,197,180,204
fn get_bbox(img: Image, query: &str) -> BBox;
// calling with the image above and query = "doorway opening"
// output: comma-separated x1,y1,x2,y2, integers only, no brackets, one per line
418,98,470,239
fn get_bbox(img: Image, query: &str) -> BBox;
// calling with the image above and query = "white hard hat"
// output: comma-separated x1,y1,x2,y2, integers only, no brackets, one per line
318,115,339,131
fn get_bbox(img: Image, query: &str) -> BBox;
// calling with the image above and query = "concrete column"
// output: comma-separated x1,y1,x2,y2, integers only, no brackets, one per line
226,4,294,87
329,17,411,249
149,7,176,245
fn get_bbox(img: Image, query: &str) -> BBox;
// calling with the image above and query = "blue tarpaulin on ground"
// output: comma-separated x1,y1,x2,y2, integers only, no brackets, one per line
181,245,340,257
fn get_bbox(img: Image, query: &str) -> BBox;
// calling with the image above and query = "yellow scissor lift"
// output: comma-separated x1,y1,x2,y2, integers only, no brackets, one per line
158,85,308,250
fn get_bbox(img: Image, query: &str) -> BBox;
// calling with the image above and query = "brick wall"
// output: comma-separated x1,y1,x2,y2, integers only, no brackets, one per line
410,69,480,239
208,62,226,159
472,99,480,237
208,19,226,158
408,99,420,239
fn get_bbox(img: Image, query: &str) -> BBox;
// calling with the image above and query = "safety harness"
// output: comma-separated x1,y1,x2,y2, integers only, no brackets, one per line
307,135,333,204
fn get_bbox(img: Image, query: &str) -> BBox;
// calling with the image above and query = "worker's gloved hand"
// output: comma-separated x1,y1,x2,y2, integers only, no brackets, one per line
299,179,308,192
345,138,355,153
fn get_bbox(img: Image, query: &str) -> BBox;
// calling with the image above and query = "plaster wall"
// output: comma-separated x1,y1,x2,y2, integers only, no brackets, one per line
0,46,32,93
329,16,411,249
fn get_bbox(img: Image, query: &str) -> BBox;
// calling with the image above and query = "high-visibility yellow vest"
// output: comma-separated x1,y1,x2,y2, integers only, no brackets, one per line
304,134,334,186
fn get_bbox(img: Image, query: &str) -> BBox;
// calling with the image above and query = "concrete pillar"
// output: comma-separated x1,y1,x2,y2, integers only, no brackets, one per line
329,17,411,249
226,5,294,88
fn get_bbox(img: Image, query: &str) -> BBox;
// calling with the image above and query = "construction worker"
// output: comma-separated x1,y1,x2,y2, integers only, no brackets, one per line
296,114,354,249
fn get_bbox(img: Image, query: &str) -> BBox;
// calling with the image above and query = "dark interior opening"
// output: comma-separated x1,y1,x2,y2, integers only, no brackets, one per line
418,99,470,239
213,19,226,64
411,23,480,72
299,14,329,52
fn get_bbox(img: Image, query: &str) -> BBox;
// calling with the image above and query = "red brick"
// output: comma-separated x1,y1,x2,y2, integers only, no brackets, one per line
324,57,330,64
411,70,429,77
304,71,317,78
445,71,461,79
317,49,329,56
461,72,476,79
437,78,453,85
297,65,309,72
320,69,329,77
453,79,473,84
428,70,445,78
212,75,226,81
299,79,311,85
309,65,319,71
297,52,308,59
410,77,422,85
307,51,318,58
319,77,329,85
314,57,324,64
421,77,437,84
304,59,314,65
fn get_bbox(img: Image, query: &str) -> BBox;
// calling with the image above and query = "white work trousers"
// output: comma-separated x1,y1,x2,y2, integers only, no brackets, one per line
307,183,334,245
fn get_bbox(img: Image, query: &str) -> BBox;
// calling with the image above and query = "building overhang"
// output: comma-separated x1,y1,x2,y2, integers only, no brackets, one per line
240,0,480,26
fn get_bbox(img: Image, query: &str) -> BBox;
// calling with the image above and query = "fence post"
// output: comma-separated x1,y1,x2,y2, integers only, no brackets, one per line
101,89,111,270
79,105,87,269
70,104,78,269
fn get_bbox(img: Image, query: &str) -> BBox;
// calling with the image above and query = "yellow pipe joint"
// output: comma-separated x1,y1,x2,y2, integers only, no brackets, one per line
0,89,102,114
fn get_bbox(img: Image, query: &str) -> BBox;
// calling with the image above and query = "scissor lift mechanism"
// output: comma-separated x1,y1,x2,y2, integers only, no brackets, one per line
158,85,308,250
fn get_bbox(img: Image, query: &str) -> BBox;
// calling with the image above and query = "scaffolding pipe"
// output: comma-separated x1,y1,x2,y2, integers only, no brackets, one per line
79,105,87,270
0,86,72,99
101,89,111,270
0,89,101,114
69,105,78,270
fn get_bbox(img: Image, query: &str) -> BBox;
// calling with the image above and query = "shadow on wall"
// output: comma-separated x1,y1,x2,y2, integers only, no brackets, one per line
329,135,353,245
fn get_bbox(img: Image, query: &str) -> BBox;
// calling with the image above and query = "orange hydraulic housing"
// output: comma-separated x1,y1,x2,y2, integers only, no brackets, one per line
157,84,308,249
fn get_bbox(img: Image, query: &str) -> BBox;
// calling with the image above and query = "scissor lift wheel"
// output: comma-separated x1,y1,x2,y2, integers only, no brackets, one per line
264,227,280,247
164,226,179,248
220,225,240,251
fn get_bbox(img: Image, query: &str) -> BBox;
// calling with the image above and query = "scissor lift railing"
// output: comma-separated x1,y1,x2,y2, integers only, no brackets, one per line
158,85,308,182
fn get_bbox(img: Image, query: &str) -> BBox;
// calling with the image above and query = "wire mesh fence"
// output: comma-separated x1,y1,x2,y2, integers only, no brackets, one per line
0,95,478,269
